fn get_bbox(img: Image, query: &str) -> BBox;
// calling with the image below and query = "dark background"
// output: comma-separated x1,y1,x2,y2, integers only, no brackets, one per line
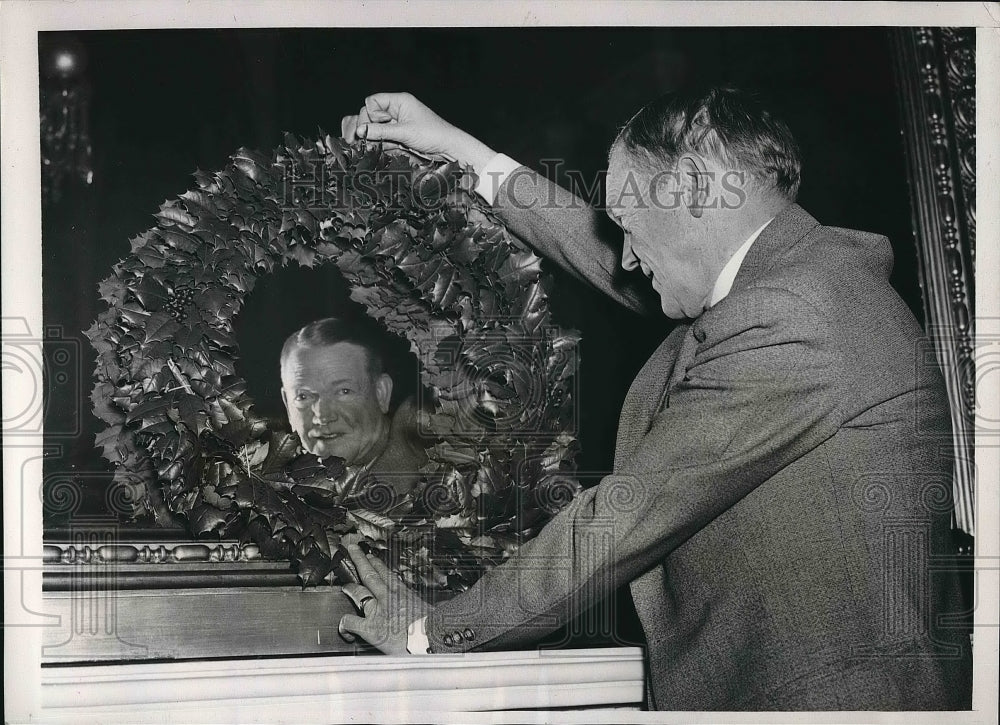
41,27,919,528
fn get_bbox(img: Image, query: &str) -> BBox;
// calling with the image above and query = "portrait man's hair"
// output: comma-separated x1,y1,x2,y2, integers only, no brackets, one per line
616,86,802,200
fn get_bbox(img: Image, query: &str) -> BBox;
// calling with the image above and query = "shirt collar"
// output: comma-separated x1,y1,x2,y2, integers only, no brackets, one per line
705,217,774,309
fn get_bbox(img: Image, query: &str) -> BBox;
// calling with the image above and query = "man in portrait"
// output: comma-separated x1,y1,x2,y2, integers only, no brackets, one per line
280,316,427,495
336,88,972,710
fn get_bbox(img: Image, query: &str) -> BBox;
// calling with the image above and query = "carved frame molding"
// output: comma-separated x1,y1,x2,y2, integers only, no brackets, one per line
891,27,976,535
43,524,299,590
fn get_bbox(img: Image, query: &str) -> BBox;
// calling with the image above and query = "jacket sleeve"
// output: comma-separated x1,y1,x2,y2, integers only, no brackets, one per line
492,166,660,315
425,287,849,652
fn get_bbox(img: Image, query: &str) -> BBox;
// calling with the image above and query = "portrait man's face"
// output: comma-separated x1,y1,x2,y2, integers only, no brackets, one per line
606,145,719,319
280,341,393,466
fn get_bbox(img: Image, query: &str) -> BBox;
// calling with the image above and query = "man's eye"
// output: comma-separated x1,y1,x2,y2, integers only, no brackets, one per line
294,392,312,403
338,387,352,395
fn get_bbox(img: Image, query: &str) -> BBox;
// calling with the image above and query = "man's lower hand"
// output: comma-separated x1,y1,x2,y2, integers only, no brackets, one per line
338,541,431,655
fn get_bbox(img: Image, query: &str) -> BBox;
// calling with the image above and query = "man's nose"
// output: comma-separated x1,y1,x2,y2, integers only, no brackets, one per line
312,397,341,422
621,236,640,271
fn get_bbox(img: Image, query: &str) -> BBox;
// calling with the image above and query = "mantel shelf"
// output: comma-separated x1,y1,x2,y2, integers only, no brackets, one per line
40,647,645,719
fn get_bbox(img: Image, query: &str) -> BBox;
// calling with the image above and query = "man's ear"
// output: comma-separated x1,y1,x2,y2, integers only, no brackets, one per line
280,387,288,409
678,154,710,219
375,374,393,414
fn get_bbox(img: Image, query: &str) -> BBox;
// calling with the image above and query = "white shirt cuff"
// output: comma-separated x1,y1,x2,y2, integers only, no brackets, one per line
406,615,432,654
473,153,523,205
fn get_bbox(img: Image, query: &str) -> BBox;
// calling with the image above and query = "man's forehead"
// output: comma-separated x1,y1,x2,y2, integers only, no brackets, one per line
606,147,630,188
606,154,649,211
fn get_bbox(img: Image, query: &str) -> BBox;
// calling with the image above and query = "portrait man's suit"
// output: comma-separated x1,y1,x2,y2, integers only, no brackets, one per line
426,168,972,710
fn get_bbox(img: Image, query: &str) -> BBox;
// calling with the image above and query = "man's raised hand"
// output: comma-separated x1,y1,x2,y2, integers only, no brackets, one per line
341,92,497,174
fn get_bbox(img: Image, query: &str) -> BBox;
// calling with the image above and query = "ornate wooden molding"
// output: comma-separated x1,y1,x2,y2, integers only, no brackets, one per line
891,27,976,535
43,525,300,590
44,541,263,565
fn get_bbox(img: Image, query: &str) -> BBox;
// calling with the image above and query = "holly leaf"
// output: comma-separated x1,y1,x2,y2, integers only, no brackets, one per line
156,204,197,228
134,245,167,269
232,148,271,185
202,325,238,350
498,250,543,288
91,382,125,424
283,451,345,483
143,313,181,344
125,394,175,424
470,461,508,498
261,431,302,474
196,288,235,317
290,244,316,268
174,394,211,436
413,161,460,205
291,484,340,508
215,396,266,444
430,267,464,309
119,304,152,326
188,503,231,535
518,281,548,334
329,545,360,585
449,234,478,265
95,425,124,462
349,507,399,542
157,228,202,253
98,277,128,305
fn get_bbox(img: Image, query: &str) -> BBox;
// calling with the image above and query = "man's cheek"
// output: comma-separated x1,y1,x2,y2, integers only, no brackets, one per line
290,410,309,435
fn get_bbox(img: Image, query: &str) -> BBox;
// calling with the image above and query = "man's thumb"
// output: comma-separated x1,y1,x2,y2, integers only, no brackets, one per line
339,613,368,643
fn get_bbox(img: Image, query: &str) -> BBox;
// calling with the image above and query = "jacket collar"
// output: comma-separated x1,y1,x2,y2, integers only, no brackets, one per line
728,202,820,296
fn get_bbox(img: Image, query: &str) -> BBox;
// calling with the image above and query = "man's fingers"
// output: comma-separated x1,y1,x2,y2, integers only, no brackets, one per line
357,121,395,142
357,105,372,126
346,543,389,598
363,102,393,122
341,582,374,612
341,115,359,141
365,551,398,583
365,92,409,118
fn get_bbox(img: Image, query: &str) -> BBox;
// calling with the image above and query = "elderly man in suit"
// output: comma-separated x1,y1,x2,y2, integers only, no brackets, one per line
337,88,971,710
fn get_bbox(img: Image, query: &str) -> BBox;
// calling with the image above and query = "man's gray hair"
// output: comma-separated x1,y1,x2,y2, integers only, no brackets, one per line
615,87,802,201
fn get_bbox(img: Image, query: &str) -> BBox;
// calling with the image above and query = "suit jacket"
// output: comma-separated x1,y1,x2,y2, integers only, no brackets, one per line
426,169,972,710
